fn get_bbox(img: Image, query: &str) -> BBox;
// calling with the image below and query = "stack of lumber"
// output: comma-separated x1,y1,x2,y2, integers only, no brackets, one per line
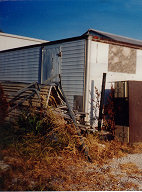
0,81,51,121
0,81,90,131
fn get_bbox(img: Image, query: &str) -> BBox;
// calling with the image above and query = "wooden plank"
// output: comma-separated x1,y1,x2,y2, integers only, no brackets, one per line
98,73,106,131
0,81,51,120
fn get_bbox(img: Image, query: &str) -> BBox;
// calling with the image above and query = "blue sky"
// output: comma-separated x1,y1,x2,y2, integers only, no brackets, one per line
0,0,142,41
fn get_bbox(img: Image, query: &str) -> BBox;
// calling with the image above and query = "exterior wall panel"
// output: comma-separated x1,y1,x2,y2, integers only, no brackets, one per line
41,40,85,109
136,50,142,80
129,81,142,143
0,47,41,83
87,40,142,126
0,32,46,51
108,44,136,74
42,45,61,83
61,40,86,108
86,41,109,125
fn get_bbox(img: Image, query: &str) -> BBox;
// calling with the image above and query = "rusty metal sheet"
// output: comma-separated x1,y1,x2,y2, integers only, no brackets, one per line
115,125,129,143
114,97,129,126
129,81,142,143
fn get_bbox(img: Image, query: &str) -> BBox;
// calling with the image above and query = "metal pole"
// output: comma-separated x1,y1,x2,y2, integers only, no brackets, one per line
90,80,94,126
98,73,106,131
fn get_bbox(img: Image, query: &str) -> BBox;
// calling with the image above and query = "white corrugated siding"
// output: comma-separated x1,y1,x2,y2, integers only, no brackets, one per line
0,39,86,109
42,45,61,83
61,39,86,107
0,47,41,83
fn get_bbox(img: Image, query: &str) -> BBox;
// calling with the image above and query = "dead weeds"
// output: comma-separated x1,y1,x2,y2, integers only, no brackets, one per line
1,127,140,191
119,162,141,175
1,97,142,190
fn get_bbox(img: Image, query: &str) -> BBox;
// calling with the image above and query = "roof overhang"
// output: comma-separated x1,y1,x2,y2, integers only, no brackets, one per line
83,29,142,49
1,29,142,53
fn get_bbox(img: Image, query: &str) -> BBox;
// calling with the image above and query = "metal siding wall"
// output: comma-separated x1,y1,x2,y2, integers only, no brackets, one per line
0,47,41,83
61,40,85,107
129,81,142,143
42,45,61,83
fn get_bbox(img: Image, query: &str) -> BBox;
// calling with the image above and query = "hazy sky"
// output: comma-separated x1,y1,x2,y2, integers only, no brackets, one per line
0,0,142,41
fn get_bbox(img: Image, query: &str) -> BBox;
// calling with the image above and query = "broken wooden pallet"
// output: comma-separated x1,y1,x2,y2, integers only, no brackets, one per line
1,81,51,121
1,80,92,162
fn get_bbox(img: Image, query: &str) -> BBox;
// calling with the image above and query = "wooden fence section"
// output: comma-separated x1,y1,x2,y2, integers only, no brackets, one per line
1,81,51,121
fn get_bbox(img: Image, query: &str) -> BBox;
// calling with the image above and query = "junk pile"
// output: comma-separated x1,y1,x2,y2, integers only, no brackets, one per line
0,78,91,161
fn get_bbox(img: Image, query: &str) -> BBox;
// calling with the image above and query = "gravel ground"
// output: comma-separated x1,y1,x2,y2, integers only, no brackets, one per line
1,153,142,190
110,154,142,170
57,153,142,191
103,153,142,190
77,153,142,191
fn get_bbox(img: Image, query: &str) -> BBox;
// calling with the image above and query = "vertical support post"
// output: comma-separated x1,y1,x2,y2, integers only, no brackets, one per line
40,46,44,84
84,37,92,121
98,73,106,131
90,80,94,127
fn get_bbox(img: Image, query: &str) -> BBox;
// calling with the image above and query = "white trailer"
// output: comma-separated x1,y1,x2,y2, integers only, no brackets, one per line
1,29,142,125
0,32,47,51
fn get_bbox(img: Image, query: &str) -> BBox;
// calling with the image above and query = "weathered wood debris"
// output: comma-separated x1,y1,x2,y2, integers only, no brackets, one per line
1,79,92,161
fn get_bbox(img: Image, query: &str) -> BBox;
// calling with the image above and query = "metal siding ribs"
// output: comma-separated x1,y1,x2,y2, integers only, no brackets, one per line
61,40,85,108
0,47,41,83
0,39,86,109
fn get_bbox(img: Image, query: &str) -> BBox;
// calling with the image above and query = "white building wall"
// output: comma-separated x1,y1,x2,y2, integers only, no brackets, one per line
0,32,46,51
136,50,142,80
86,41,142,125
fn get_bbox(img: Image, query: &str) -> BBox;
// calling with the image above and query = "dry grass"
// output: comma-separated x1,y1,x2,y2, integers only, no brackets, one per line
1,149,139,191
128,142,142,154
85,134,129,164
1,126,140,191
119,162,141,175
0,148,129,191
0,96,142,191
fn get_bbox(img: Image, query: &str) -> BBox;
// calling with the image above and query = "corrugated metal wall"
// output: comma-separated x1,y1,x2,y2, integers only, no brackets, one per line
0,47,41,83
42,40,86,108
61,39,86,108
0,39,86,110
42,45,61,83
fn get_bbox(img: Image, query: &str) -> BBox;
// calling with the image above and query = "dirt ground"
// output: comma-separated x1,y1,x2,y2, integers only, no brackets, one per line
1,152,142,191
64,153,142,191
105,153,142,190
1,122,142,191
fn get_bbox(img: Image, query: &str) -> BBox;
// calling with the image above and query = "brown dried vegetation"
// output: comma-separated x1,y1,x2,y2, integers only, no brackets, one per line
0,94,141,191
0,83,9,124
